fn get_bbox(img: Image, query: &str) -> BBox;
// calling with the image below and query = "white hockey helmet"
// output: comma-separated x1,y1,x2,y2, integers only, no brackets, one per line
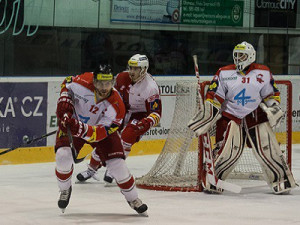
128,54,149,82
233,41,256,72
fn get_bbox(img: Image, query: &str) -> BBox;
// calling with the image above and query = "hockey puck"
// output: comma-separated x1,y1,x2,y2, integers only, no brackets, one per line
23,135,29,144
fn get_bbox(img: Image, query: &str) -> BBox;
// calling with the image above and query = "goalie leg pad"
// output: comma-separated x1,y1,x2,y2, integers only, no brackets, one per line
188,100,221,136
246,122,297,194
214,120,246,180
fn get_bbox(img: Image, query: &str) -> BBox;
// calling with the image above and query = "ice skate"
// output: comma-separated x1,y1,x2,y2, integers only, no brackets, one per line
58,186,72,213
76,167,99,182
272,179,297,195
103,169,114,186
128,198,148,217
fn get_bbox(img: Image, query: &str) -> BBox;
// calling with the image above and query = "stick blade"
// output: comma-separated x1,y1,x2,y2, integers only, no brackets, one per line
216,179,242,194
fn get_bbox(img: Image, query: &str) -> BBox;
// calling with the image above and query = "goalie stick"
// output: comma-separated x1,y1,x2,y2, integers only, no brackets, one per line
192,55,241,194
0,130,57,156
201,132,241,193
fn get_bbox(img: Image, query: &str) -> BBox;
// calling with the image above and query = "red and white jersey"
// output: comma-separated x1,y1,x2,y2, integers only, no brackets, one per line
62,72,125,128
206,63,280,120
114,71,162,125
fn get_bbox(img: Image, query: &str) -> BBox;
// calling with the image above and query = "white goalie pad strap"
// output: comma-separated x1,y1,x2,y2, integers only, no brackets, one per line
247,122,296,193
260,102,284,128
188,100,221,136
214,120,245,180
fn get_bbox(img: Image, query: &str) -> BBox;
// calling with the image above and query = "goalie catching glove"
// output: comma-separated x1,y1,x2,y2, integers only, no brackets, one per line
188,100,221,136
260,101,284,128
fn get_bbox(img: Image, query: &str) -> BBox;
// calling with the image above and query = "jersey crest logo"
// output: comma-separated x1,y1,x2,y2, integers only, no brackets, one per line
208,82,217,91
234,88,256,106
150,99,159,111
256,74,264,84
65,76,73,83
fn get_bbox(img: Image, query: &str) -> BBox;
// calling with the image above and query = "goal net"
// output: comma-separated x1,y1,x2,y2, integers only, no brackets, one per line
136,80,292,192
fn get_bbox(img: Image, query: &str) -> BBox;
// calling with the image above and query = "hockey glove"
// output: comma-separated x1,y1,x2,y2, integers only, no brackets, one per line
260,102,284,128
58,112,71,133
188,100,221,136
59,114,87,138
56,92,74,119
135,118,153,136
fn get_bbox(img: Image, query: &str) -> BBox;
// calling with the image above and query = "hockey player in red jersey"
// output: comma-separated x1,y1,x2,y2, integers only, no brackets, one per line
76,54,162,184
188,41,297,194
55,64,148,215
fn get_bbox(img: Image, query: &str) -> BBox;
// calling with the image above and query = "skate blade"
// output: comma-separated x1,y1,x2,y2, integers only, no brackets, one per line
61,208,66,213
104,182,117,187
139,211,148,217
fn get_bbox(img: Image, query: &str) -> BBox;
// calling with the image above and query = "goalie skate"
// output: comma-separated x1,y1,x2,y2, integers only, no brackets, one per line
128,198,148,217
272,179,297,195
58,186,72,213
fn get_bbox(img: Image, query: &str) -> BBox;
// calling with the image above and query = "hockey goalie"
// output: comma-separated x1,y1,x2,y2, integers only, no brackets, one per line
188,41,297,194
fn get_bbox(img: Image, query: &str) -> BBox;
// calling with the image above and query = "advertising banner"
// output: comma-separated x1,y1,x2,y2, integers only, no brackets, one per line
111,0,181,23
255,0,297,28
0,83,48,148
292,83,300,130
142,79,180,140
181,0,243,26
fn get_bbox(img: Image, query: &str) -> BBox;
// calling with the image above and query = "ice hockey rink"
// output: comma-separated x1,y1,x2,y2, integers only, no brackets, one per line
1,146,300,225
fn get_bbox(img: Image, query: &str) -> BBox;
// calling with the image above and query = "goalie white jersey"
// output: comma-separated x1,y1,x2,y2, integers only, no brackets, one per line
206,63,280,120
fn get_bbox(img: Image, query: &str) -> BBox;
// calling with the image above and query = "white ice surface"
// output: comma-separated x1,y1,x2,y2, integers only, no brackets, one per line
1,146,300,225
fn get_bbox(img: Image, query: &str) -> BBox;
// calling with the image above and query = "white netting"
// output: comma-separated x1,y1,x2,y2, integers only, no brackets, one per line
136,82,200,190
136,81,291,191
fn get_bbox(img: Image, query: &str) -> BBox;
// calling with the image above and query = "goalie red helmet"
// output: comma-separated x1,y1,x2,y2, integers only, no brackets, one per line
233,41,256,72
128,54,149,83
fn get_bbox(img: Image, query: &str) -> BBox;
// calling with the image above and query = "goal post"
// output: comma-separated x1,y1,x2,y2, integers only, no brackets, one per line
136,80,292,192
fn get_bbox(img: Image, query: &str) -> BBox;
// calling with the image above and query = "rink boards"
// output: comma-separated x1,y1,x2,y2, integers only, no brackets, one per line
1,75,300,165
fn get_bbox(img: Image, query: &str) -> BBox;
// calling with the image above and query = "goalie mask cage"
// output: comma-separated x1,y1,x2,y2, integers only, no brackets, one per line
136,80,292,192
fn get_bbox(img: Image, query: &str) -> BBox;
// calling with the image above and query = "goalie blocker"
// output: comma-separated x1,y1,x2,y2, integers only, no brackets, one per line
188,100,221,136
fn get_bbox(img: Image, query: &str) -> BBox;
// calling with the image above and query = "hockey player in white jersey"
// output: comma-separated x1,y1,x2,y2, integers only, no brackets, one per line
188,41,297,194
55,64,148,215
76,54,162,184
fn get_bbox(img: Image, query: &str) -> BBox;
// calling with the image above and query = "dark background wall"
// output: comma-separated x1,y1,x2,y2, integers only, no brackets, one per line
1,0,300,76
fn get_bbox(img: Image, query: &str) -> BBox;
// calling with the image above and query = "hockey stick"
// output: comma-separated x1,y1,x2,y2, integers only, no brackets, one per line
66,127,86,164
202,133,241,193
0,130,57,156
192,55,241,193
